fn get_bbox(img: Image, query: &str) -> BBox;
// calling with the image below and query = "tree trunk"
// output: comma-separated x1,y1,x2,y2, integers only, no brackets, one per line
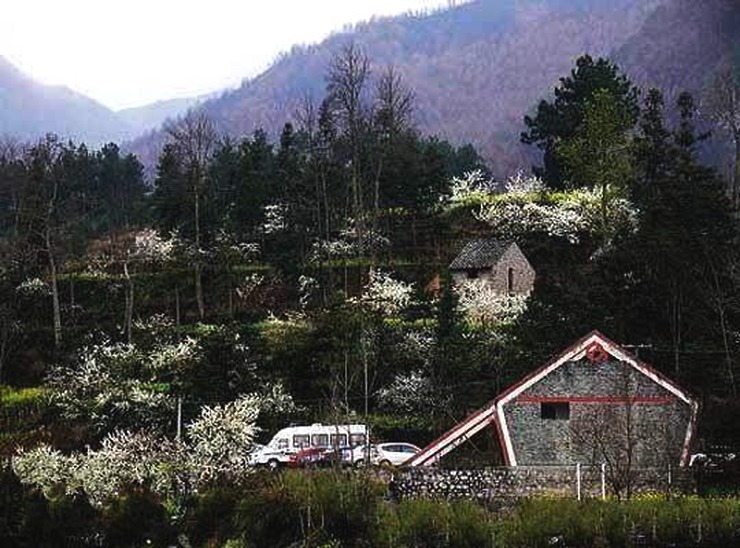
175,287,181,327
46,227,62,349
123,261,134,344
194,189,205,319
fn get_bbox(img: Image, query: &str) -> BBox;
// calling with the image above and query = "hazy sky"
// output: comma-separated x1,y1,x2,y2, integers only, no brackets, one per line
1,0,447,111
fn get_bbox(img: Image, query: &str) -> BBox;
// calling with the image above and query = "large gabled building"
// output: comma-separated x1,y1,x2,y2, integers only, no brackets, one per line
409,331,698,468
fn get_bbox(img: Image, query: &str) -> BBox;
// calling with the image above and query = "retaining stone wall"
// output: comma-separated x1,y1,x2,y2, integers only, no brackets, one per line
395,466,694,501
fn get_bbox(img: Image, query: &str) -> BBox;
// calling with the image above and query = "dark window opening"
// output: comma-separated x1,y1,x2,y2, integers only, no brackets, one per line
541,402,570,420
507,267,515,294
466,269,479,279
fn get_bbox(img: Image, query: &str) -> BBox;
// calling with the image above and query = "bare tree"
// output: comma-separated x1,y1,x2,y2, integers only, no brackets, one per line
706,68,740,209
371,66,415,237
570,368,672,499
326,43,371,256
166,112,216,319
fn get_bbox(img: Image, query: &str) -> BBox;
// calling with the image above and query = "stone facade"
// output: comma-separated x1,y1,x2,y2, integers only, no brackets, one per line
409,332,698,471
450,240,535,296
503,357,693,467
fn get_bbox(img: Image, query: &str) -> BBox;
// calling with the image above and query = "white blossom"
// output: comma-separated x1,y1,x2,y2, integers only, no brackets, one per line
504,171,546,194
13,445,78,499
149,338,200,374
15,277,52,296
455,279,529,325
358,269,414,316
474,186,637,244
449,170,498,204
186,395,260,482
298,275,318,310
131,228,177,263
263,203,287,234
235,273,265,301
377,371,437,415
75,430,188,506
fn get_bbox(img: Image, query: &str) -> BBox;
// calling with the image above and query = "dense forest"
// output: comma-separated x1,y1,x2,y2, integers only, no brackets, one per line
2,46,740,545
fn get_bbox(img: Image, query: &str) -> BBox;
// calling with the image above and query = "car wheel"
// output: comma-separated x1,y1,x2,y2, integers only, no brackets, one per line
267,458,280,470
379,459,393,468
354,459,364,468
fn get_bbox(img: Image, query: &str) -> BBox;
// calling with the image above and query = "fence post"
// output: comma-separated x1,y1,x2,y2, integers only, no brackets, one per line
576,462,582,501
667,463,672,489
601,462,606,500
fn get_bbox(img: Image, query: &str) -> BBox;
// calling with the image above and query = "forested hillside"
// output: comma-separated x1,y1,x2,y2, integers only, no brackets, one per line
128,0,670,176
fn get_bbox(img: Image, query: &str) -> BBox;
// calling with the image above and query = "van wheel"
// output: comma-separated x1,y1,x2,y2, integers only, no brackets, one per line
354,459,364,468
379,459,392,468
267,458,280,470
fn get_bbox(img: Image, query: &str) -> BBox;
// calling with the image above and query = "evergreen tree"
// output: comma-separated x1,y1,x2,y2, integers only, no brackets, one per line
521,54,639,189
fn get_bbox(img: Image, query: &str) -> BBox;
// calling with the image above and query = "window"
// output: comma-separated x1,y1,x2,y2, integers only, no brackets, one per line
541,402,570,420
350,433,366,447
466,269,479,279
293,434,310,448
330,433,348,447
507,267,515,294
276,438,288,450
311,434,329,447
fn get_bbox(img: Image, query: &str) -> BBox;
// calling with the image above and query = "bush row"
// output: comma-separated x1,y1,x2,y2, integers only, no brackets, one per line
3,468,740,547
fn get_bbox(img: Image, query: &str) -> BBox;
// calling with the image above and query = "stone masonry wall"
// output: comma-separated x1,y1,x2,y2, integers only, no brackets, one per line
395,466,694,502
504,358,693,467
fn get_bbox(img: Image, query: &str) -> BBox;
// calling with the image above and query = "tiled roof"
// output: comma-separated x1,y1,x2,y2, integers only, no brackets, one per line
449,238,514,270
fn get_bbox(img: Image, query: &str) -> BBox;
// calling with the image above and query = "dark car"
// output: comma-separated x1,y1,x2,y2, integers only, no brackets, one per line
288,446,327,468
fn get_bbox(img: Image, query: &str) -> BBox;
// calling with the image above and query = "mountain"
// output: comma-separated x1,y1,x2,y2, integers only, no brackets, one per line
614,0,740,98
0,56,204,146
0,56,131,145
127,0,670,176
117,93,216,137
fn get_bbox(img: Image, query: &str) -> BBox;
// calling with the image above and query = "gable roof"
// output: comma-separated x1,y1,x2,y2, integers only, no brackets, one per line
449,238,515,270
408,331,699,468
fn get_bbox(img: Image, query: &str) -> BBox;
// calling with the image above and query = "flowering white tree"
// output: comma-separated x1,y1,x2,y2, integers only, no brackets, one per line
14,389,292,504
74,430,188,505
187,395,260,483
474,186,637,245
504,171,546,195
448,170,499,205
377,370,437,415
358,268,414,316
455,279,529,325
46,334,203,436
12,445,77,499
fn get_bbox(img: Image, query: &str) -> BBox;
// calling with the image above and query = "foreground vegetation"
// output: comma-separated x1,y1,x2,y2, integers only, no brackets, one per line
2,468,740,547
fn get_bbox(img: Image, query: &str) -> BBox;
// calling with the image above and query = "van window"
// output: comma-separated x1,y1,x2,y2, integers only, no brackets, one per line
350,433,366,447
312,434,329,447
293,435,310,448
276,438,288,450
330,434,348,447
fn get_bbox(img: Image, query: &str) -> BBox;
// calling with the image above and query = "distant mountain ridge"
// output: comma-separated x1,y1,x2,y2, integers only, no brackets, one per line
3,0,737,174
0,56,201,145
0,55,130,145
128,0,678,176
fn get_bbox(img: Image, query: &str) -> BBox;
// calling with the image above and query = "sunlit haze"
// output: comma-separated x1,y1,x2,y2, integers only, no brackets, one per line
1,0,448,110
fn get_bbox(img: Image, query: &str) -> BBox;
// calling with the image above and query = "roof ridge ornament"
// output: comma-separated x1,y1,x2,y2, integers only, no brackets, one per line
586,342,609,364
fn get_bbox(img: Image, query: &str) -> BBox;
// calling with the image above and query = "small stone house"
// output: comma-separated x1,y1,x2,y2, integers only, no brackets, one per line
410,331,698,468
449,239,535,296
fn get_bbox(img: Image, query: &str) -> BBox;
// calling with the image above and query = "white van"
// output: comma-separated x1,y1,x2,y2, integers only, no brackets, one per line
249,423,368,469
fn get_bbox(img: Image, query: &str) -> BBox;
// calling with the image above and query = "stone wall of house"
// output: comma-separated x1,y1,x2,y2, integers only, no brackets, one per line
394,466,694,501
503,358,693,467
